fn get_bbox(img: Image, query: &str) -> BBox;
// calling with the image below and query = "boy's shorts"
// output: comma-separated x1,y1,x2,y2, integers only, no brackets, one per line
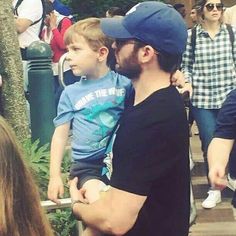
69,158,109,188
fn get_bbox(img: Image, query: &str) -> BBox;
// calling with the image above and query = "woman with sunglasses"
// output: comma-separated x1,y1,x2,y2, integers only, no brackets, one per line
181,0,236,209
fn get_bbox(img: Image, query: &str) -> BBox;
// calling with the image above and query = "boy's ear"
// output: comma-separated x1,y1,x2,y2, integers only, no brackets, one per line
98,46,109,62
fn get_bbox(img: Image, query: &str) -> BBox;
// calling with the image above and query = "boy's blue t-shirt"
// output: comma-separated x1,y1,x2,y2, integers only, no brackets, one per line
54,71,132,162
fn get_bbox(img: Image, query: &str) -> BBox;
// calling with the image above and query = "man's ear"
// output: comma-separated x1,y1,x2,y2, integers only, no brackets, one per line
98,46,109,62
139,45,157,63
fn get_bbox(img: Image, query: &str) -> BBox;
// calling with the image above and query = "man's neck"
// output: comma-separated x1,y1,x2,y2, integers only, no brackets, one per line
132,69,171,106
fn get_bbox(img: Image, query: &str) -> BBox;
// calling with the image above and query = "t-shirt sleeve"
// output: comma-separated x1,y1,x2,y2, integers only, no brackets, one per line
16,0,43,22
214,90,236,139
53,89,74,127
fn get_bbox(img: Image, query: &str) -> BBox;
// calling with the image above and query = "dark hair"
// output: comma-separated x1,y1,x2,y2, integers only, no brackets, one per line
158,52,182,74
173,3,185,10
195,0,223,20
44,0,54,15
106,7,125,17
133,40,182,74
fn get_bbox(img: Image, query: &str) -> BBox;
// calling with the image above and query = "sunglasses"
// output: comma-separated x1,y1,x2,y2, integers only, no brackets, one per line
205,3,224,11
115,39,137,48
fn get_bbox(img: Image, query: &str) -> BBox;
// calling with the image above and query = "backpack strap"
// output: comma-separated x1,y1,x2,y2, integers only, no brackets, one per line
57,17,68,32
226,24,235,56
14,0,44,27
190,26,197,63
14,0,24,16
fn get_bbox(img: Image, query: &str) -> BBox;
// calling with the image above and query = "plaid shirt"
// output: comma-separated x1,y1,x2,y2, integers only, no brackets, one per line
181,24,236,109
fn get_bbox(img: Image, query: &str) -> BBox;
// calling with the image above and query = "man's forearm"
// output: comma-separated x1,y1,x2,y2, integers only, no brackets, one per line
72,199,114,234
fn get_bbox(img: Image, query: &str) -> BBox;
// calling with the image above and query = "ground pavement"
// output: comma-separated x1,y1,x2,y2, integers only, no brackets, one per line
189,124,236,236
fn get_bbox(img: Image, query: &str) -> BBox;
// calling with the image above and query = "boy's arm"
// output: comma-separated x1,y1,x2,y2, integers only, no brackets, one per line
208,137,234,189
48,122,70,204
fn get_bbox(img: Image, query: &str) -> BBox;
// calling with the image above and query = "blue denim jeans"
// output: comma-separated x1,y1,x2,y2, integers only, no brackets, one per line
191,106,219,180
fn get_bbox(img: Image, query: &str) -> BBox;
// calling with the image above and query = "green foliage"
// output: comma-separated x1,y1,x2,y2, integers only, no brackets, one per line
62,0,164,19
48,209,78,236
23,139,50,199
22,139,76,235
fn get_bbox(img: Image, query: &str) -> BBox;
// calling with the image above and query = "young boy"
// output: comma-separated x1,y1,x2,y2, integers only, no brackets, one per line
47,18,132,236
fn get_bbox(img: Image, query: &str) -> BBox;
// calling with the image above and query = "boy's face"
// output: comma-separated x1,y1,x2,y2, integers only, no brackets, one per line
66,35,100,78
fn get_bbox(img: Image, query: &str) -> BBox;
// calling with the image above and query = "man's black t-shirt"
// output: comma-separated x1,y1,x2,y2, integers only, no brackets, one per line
110,85,190,236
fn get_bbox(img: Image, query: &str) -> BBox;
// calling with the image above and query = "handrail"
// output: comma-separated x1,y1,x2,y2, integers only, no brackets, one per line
58,53,68,88
41,197,71,211
41,198,83,235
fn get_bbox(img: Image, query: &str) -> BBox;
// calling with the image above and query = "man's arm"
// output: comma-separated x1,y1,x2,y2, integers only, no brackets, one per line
14,18,32,34
70,178,146,235
208,137,234,189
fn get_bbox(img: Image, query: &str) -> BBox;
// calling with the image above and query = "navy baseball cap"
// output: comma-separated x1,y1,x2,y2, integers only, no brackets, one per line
101,1,187,55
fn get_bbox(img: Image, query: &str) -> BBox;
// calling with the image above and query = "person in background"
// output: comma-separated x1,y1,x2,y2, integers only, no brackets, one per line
105,6,125,18
41,0,79,108
208,88,236,207
70,2,190,236
49,0,72,16
13,0,43,91
190,4,199,25
174,3,186,18
181,0,236,209
0,116,53,236
224,5,236,27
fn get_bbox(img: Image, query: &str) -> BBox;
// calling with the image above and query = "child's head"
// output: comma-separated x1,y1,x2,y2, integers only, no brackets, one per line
64,18,115,77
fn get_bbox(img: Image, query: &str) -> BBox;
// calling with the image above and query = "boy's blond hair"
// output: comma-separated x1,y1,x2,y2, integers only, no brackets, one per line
64,17,113,52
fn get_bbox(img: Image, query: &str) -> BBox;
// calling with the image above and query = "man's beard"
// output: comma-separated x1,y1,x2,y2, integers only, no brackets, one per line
115,51,142,80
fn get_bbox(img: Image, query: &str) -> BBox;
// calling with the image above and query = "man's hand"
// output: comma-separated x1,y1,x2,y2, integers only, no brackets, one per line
208,165,227,190
47,176,64,204
69,177,88,204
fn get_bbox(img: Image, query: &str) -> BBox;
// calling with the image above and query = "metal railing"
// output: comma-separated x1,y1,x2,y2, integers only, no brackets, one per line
58,53,68,88
41,198,83,235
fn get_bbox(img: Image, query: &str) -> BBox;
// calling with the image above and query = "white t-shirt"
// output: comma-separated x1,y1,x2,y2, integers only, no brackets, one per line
13,0,43,48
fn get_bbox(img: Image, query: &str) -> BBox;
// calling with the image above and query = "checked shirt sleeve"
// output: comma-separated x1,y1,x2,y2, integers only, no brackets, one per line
181,29,194,84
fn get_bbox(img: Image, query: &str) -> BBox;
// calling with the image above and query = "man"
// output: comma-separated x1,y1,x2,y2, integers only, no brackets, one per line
174,3,186,18
190,5,198,25
70,2,190,236
13,0,43,90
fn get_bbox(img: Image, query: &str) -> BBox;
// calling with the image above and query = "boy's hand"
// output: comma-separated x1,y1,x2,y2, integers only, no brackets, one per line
48,176,64,204
69,177,89,204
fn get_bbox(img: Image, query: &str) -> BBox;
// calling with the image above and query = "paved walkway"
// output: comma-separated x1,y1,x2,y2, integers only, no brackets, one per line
189,125,236,236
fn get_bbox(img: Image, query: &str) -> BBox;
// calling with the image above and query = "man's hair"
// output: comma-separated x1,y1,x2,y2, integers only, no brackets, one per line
106,7,125,17
173,3,185,10
133,40,182,74
44,0,54,15
64,17,115,68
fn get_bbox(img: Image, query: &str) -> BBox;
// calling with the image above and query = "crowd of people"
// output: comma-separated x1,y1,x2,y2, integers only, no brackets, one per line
0,0,236,235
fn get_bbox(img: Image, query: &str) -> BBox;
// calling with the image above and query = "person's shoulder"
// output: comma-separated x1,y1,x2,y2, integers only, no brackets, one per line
64,81,81,93
110,71,131,84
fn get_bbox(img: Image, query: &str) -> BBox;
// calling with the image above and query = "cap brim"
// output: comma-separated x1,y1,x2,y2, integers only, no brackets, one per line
101,17,133,39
